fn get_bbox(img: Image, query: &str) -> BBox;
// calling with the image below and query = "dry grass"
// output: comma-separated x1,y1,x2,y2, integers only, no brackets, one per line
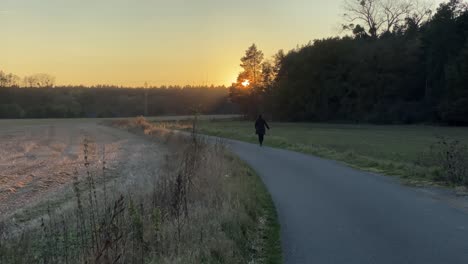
0,117,281,264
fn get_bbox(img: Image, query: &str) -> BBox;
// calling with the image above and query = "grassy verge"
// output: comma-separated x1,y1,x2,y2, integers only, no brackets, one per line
228,154,282,264
0,117,282,264
155,119,468,187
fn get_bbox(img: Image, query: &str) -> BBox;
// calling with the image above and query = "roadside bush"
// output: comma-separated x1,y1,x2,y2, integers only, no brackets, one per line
0,103,25,118
24,106,47,118
439,98,468,125
424,136,468,186
45,104,69,118
367,101,431,124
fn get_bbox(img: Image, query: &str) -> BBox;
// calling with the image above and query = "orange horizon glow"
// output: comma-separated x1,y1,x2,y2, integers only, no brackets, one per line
2,0,444,87
2,0,350,87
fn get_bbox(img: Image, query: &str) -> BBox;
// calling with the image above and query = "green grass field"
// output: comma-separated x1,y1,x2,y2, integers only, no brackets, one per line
168,120,468,185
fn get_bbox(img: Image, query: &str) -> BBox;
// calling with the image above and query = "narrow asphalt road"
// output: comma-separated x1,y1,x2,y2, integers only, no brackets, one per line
227,140,468,264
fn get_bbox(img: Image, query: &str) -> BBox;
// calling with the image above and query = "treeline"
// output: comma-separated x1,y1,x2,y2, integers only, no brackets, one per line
0,71,55,88
231,0,468,125
0,85,236,118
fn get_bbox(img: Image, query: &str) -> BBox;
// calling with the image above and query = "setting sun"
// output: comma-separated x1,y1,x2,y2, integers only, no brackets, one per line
242,79,250,87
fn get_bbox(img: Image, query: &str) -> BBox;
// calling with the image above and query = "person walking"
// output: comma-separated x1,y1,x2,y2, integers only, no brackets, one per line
255,114,270,146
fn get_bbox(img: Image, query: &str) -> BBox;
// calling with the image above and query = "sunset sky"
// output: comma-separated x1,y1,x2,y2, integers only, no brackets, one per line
2,0,442,86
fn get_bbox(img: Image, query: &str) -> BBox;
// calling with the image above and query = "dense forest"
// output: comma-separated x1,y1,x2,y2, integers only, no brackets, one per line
0,86,235,118
231,0,468,125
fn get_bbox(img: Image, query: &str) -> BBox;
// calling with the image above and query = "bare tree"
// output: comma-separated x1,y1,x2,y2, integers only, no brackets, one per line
343,0,433,37
23,75,35,88
23,73,55,88
0,71,7,87
0,70,20,87
381,0,413,32
343,0,384,38
408,0,434,27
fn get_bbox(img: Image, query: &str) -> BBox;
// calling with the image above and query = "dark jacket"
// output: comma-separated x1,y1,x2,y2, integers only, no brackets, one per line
255,117,270,135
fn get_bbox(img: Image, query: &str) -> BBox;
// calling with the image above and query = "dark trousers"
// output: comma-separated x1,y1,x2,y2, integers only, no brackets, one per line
258,134,264,146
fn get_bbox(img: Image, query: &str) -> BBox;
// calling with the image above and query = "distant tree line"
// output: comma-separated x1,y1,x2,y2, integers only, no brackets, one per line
0,85,236,118
0,71,55,88
231,0,468,125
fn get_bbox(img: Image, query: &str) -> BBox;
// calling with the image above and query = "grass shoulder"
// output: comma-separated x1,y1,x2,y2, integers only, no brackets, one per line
157,119,468,188
227,153,282,263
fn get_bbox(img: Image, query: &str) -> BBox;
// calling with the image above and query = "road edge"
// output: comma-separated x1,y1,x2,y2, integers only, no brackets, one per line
230,153,283,263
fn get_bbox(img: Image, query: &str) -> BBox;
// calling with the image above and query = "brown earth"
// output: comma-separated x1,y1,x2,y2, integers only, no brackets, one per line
0,119,170,222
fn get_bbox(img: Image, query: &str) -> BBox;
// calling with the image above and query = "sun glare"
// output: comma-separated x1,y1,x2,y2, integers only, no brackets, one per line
242,79,250,87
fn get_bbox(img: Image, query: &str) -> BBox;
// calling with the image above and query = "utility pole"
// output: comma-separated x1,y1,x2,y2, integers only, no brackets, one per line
144,82,149,116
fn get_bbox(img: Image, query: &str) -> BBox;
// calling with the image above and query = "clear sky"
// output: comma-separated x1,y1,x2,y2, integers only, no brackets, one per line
1,0,442,87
